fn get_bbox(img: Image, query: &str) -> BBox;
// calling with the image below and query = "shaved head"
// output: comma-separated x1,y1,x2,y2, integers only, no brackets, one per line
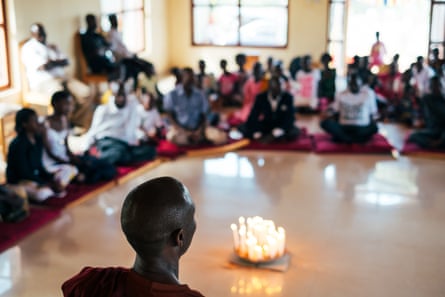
121,177,196,257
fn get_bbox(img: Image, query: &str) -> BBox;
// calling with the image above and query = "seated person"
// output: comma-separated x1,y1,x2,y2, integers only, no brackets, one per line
6,108,67,202
85,81,156,165
409,76,445,149
320,74,378,143
62,177,205,297
218,59,242,107
235,53,248,95
137,90,164,144
295,55,321,110
412,56,435,99
239,76,299,142
195,60,217,100
106,14,149,90
138,62,163,111
43,91,116,184
164,67,227,146
80,14,120,79
21,23,94,128
318,52,336,104
231,62,268,123
273,61,291,92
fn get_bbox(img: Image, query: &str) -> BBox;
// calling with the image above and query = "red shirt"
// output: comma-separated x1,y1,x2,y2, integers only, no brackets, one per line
62,267,205,297
218,72,239,96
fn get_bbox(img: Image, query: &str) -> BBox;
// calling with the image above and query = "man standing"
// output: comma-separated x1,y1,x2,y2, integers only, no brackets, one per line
62,176,205,297
21,23,94,128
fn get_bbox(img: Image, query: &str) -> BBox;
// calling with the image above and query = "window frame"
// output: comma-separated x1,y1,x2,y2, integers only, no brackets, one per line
0,0,11,90
191,0,290,48
100,0,146,53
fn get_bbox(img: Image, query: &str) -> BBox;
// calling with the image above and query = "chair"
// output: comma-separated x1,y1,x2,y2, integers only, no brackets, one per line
74,33,108,102
18,39,52,116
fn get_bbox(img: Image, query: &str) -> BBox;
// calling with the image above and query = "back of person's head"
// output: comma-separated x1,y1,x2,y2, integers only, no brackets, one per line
51,90,71,107
321,52,332,64
235,53,246,66
15,108,37,134
121,177,196,258
220,59,227,69
85,14,97,29
108,14,118,28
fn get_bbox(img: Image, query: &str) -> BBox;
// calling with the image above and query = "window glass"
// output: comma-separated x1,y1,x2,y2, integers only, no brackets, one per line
0,1,9,89
193,6,239,46
239,7,287,47
192,0,288,47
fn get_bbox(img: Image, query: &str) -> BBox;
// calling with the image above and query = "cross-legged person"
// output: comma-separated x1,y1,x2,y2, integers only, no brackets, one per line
409,76,445,149
320,74,379,144
85,81,156,165
239,76,299,142
163,68,227,146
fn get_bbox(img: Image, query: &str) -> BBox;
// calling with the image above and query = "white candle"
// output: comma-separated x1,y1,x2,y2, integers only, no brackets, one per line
231,224,239,249
231,216,286,262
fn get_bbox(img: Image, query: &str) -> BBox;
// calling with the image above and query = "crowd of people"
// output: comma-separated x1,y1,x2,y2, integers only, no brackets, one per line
10,17,445,204
3,14,445,295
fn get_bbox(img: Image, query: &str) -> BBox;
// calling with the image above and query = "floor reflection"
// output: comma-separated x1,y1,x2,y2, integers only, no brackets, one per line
354,160,418,207
0,247,21,296
204,153,255,179
230,275,283,296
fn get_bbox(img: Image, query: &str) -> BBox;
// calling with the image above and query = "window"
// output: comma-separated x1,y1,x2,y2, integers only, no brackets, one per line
192,0,289,47
327,0,439,75
0,0,10,90
100,0,145,53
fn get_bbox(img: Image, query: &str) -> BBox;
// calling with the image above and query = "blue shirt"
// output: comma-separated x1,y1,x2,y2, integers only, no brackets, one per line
163,85,209,130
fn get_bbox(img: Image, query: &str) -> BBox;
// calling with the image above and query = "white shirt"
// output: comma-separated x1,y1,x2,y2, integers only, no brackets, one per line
107,28,132,61
86,94,141,146
137,104,163,140
412,65,435,98
332,86,377,126
295,69,321,108
21,38,67,90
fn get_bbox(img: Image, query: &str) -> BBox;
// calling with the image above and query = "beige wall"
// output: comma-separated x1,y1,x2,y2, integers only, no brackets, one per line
0,0,170,102
166,0,328,74
1,0,327,102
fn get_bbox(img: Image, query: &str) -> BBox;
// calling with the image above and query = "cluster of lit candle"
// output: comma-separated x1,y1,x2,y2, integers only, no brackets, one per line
231,216,286,263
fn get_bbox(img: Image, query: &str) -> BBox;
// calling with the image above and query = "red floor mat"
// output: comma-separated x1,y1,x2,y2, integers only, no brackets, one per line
313,133,394,154
0,207,61,253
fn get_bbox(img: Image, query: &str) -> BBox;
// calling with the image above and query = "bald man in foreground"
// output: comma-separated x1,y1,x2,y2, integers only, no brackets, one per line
62,177,205,297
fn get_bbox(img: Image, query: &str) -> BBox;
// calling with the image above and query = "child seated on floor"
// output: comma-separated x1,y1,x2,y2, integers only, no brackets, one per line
137,62,163,112
137,89,164,145
6,108,68,202
238,76,299,142
320,73,378,144
43,91,117,184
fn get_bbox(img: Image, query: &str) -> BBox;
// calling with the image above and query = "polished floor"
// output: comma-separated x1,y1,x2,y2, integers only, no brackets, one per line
1,121,445,297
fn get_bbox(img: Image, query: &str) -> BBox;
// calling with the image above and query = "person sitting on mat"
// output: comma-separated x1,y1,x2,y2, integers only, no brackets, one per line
43,91,116,184
85,81,156,165
320,73,379,144
62,176,205,297
238,76,299,142
409,76,445,149
6,108,67,202
163,67,226,146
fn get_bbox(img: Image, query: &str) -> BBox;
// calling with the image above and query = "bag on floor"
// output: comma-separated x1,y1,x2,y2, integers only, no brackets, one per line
0,185,29,223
